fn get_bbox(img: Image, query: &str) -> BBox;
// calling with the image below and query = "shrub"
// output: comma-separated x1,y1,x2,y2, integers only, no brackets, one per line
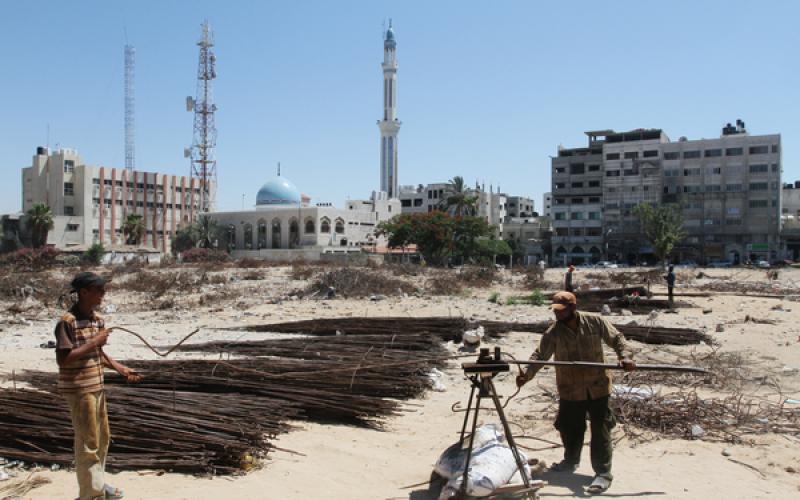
488,291,500,304
83,243,106,265
181,248,230,263
0,247,61,270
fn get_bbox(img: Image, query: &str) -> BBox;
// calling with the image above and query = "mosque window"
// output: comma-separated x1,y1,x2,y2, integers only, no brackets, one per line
320,218,331,233
305,219,315,234
335,219,345,234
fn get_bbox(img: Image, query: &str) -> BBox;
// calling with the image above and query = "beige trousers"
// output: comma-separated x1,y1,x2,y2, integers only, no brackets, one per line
64,390,109,500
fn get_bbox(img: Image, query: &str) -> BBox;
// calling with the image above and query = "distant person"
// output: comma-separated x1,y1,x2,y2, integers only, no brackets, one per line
517,291,636,494
664,265,676,305
538,260,546,273
55,272,141,500
564,264,575,293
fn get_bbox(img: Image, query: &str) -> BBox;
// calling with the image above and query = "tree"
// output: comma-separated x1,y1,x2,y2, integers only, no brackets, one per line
195,215,222,249
122,214,145,245
377,212,494,265
476,238,512,264
632,203,686,262
440,176,478,216
171,224,199,254
27,203,54,248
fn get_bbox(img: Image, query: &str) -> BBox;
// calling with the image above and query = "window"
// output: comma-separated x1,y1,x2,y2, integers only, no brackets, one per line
588,196,600,203
606,153,620,160
92,178,100,185
571,182,583,188
749,164,768,173
588,164,600,172
683,168,701,176
64,182,74,196
413,198,423,207
725,218,742,226
570,163,585,175
772,144,780,153
555,228,568,236
588,180,600,188
708,167,722,175
305,220,315,234
320,218,331,233
726,147,743,156
771,164,780,172
570,212,584,220
664,152,680,160
554,212,566,220
64,206,74,216
335,219,345,234
66,223,79,232
643,150,658,158
749,182,768,191
606,170,620,177
704,185,721,192
103,179,112,186
749,200,768,208
607,187,617,193
705,149,722,157
624,151,639,159
623,169,637,176
570,228,583,236
644,185,650,191
401,199,411,207
555,167,566,174
555,182,566,189
588,212,600,220
64,160,75,172
571,197,584,204
726,184,742,192
683,150,701,159
749,145,769,155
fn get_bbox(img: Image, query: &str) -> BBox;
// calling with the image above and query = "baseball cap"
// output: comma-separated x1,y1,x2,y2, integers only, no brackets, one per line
551,291,576,311
70,272,108,292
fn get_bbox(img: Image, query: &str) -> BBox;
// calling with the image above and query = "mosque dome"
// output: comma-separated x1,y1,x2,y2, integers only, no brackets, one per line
255,176,302,206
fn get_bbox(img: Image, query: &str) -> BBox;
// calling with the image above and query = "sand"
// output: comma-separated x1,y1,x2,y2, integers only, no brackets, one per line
1,266,799,499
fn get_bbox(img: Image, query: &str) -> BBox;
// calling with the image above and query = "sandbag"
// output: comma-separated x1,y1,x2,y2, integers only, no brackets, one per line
434,424,529,498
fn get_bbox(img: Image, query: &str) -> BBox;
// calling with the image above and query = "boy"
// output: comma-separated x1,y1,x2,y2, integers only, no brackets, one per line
55,272,141,499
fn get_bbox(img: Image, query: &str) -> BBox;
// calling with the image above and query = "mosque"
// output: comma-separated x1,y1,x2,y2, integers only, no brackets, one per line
208,25,402,259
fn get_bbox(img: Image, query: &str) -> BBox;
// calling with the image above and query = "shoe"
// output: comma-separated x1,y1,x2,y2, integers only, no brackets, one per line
587,474,612,494
549,460,578,472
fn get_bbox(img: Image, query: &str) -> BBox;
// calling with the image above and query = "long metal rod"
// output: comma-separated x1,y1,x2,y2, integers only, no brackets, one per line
504,360,708,374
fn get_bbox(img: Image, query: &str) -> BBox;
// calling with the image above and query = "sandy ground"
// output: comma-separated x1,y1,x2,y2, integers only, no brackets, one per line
1,266,799,499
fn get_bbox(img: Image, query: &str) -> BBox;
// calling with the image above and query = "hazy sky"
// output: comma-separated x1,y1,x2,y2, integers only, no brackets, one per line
1,1,798,214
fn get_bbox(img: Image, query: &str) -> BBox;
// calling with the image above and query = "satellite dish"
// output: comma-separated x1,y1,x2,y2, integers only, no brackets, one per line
186,96,194,112
184,148,192,158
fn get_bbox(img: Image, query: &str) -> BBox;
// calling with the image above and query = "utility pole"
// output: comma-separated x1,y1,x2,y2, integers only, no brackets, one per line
186,20,217,213
124,44,135,172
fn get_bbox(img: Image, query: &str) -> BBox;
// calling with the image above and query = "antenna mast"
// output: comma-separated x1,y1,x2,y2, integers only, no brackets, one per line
124,44,135,172
187,20,217,212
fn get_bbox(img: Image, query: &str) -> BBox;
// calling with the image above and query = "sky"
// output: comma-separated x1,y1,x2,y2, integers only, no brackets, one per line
1,0,798,214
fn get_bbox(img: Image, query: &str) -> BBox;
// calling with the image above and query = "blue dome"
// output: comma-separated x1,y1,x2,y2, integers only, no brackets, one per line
256,177,302,206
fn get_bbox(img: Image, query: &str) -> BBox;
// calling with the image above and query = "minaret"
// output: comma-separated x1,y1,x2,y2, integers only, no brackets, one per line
378,21,401,198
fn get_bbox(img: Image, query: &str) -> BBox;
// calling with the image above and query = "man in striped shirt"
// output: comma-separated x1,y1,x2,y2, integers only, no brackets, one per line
55,272,141,500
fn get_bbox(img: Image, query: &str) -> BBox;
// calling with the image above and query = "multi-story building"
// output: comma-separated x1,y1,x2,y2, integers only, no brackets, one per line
781,181,800,259
506,196,535,218
398,182,511,228
21,147,209,252
551,122,782,265
542,192,552,217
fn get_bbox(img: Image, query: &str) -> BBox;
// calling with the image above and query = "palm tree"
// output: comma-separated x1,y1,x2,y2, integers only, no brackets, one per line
122,214,145,246
27,203,54,248
440,176,478,216
196,215,221,249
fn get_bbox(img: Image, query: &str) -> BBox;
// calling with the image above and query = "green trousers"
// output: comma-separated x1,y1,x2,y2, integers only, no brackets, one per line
554,395,615,478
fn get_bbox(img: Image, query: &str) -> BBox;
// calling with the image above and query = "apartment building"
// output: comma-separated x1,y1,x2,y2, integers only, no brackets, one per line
21,147,213,252
551,122,782,265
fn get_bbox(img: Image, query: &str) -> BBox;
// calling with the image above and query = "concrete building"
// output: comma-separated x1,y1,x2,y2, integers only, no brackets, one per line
781,181,800,259
207,174,399,260
542,192,552,217
21,147,207,252
398,182,510,228
551,122,782,265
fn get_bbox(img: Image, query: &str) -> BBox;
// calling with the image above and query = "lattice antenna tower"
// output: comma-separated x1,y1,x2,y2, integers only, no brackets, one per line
124,44,135,172
186,20,217,212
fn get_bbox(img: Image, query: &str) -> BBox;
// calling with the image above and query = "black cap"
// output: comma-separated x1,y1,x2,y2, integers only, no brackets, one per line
70,272,108,292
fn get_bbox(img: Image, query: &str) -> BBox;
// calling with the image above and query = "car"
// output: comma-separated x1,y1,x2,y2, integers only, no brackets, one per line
707,260,733,268
676,260,698,268
755,260,770,269
594,261,619,269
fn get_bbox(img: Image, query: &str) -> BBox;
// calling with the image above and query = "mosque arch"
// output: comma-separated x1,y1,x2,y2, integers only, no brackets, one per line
243,223,253,250
320,217,331,233
571,246,585,255
304,217,315,234
257,219,267,249
271,218,281,249
334,218,345,234
226,224,236,250
289,218,300,248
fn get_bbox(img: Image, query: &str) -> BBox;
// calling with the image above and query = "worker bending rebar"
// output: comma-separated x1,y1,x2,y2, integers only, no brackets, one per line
516,291,636,495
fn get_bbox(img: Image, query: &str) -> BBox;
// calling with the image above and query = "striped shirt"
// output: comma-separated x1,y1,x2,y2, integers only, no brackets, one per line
54,306,105,394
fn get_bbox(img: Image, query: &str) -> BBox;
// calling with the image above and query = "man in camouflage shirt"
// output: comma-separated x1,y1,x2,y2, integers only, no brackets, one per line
517,291,636,494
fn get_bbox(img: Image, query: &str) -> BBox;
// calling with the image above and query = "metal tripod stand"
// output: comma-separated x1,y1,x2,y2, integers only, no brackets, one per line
457,348,538,499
